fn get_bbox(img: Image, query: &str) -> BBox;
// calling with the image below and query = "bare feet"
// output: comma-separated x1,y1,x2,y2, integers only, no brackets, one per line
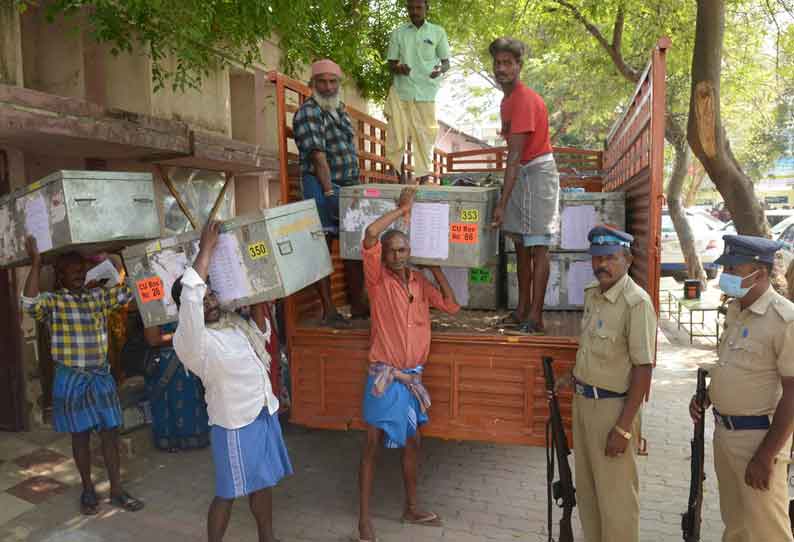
358,519,376,541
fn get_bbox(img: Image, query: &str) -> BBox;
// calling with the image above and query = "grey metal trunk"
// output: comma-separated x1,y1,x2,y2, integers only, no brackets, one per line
339,184,500,268
124,200,332,327
0,170,160,267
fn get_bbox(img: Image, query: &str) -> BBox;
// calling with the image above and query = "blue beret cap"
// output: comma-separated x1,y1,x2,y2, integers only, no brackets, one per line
714,234,783,267
588,225,634,256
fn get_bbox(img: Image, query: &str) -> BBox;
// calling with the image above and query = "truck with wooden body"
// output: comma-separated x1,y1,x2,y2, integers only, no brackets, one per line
267,38,669,446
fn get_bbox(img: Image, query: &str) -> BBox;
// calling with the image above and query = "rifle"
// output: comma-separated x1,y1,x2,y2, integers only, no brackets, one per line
542,356,576,542
681,368,708,542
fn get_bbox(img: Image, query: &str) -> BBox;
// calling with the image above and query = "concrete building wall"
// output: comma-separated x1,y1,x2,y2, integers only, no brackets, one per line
0,2,24,86
20,10,86,99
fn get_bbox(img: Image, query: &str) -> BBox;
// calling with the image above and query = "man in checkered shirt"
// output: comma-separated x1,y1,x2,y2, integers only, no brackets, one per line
21,236,143,516
293,59,367,327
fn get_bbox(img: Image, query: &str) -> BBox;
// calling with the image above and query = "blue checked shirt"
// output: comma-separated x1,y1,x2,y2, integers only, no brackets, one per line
21,284,133,369
293,97,360,184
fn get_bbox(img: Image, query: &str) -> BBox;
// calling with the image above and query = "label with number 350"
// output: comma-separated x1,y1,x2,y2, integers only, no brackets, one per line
247,242,269,260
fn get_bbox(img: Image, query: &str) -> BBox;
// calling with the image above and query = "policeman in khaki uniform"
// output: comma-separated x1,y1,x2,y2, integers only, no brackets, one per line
557,226,656,542
689,235,794,542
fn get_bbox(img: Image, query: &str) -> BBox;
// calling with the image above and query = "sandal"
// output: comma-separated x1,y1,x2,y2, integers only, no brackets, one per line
401,511,442,527
496,312,522,328
80,489,99,516
504,320,546,336
110,491,144,512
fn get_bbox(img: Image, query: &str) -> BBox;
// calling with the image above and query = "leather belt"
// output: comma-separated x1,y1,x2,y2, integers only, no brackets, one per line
713,408,770,431
574,380,627,399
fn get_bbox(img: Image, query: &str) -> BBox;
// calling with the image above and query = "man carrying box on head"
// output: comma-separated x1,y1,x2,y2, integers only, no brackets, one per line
489,37,560,334
171,221,293,542
21,236,144,516
357,187,460,542
293,58,367,328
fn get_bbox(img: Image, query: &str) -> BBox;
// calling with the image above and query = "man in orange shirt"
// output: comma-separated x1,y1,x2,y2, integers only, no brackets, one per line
357,187,460,542
490,37,560,334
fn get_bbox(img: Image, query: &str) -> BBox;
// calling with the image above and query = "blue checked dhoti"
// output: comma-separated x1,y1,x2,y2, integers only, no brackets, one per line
211,408,293,499
362,364,430,449
52,364,122,433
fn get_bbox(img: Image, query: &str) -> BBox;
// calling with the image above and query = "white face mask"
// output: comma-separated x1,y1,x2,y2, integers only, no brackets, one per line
718,269,759,298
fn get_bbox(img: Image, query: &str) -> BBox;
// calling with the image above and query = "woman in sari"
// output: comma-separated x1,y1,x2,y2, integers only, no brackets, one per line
144,323,210,451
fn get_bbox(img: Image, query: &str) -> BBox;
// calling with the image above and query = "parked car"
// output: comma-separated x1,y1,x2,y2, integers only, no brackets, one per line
661,208,726,280
723,210,794,233
776,222,794,270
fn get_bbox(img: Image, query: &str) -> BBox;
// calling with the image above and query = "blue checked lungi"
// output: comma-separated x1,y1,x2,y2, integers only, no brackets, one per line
52,364,122,433
362,364,430,449
211,407,293,499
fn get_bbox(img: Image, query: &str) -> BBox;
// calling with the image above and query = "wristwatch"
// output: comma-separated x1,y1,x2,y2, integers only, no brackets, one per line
613,425,632,440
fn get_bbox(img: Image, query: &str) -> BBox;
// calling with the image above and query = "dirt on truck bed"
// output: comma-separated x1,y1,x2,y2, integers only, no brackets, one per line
300,307,584,337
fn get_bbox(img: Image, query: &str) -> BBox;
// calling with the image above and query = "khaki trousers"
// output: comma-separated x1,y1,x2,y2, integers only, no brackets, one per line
714,425,793,542
384,86,438,178
572,393,640,542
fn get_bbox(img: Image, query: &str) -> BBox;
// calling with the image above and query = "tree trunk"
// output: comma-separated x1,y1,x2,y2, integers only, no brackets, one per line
667,137,707,283
684,165,707,207
687,0,767,236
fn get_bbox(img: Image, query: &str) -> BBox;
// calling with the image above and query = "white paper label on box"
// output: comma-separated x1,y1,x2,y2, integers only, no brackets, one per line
543,260,561,306
410,203,449,260
567,260,596,306
149,250,191,315
208,233,250,304
560,205,597,250
24,193,53,253
342,199,397,233
85,260,121,286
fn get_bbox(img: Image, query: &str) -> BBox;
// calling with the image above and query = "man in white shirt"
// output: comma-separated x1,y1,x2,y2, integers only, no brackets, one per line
173,221,292,542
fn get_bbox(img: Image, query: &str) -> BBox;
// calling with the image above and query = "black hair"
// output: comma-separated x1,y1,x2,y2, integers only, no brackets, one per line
55,251,85,271
171,276,184,308
488,37,525,63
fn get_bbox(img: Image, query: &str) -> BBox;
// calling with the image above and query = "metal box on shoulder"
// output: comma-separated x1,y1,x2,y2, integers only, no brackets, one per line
123,200,332,327
339,183,500,268
0,170,160,268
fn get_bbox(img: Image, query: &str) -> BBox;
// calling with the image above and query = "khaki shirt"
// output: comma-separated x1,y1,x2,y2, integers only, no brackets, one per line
710,286,794,416
573,274,657,394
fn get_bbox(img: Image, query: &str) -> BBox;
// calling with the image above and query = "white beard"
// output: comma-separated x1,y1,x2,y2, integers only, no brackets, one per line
314,92,341,112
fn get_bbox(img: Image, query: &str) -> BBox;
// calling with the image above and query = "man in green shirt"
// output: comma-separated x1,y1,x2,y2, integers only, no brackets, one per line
385,0,450,183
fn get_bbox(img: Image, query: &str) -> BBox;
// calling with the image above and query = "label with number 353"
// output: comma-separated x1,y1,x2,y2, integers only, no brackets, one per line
460,209,479,222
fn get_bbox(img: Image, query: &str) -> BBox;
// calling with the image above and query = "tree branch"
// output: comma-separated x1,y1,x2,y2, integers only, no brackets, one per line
612,5,625,54
553,0,641,83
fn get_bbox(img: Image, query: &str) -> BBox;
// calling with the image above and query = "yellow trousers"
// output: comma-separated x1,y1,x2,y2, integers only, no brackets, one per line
714,426,793,542
572,394,640,542
384,86,438,178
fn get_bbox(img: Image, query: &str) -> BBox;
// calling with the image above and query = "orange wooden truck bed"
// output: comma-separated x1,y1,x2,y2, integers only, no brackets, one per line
267,38,669,446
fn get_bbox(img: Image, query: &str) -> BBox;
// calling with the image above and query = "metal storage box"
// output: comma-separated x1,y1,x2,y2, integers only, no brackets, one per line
506,251,595,310
424,259,500,310
503,191,625,252
339,183,499,268
554,191,625,250
123,200,332,327
0,170,160,267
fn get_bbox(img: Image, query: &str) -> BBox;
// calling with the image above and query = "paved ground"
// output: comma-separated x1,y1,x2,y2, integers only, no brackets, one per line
0,314,728,542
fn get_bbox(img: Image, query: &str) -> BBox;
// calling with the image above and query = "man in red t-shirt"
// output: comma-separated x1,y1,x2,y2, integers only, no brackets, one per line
490,37,560,333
